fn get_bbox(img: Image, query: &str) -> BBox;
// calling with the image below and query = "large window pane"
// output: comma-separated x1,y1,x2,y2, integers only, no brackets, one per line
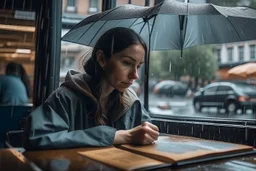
147,1,256,120
60,0,102,84
60,0,256,121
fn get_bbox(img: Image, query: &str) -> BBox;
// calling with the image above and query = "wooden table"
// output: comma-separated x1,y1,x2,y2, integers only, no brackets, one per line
0,148,36,171
1,148,256,171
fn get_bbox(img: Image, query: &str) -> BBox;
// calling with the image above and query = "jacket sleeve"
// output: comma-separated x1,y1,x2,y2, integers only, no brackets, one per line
141,103,152,123
28,89,116,149
114,100,152,130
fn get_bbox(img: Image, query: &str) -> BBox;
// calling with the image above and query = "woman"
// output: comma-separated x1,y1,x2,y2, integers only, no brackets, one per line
0,62,29,105
27,27,159,149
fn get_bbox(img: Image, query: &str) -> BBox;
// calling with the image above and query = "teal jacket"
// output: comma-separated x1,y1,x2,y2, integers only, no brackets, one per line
28,70,151,149
0,75,28,105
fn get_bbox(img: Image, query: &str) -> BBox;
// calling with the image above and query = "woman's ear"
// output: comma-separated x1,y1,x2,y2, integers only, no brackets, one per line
96,50,106,68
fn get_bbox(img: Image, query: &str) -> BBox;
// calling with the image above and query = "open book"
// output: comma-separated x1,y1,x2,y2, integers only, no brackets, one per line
78,134,255,171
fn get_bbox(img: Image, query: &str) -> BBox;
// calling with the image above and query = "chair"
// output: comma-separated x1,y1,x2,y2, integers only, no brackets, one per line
5,130,26,153
0,105,32,148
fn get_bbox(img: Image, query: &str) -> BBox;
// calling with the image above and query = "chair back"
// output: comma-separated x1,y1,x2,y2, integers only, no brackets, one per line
0,105,32,148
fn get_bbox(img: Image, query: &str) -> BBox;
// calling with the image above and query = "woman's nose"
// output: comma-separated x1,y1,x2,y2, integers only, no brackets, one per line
129,68,139,80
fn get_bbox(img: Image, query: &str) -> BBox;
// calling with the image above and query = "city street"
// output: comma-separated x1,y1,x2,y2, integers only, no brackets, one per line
144,93,256,120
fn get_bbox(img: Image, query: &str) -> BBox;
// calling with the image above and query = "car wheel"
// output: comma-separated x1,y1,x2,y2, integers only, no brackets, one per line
194,100,202,112
225,101,237,114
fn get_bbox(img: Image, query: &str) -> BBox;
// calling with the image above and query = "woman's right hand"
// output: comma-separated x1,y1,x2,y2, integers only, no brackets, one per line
114,122,159,145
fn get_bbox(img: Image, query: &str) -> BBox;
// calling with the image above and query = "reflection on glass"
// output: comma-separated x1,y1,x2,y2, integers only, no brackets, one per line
0,7,35,104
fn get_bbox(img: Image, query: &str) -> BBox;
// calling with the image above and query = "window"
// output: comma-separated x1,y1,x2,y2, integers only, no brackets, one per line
238,46,244,62
117,0,147,6
204,86,217,94
217,86,232,92
67,0,76,6
227,47,233,62
89,0,99,13
250,45,256,60
216,49,221,63
60,0,256,122
66,0,77,12
61,0,102,84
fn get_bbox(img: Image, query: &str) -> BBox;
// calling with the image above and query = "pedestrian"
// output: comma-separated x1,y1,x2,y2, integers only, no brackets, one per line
26,27,159,149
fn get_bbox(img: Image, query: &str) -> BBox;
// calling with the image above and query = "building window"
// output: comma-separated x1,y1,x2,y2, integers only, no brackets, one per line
227,47,233,62
250,45,256,60
238,46,244,62
216,49,221,63
89,0,99,13
66,0,77,12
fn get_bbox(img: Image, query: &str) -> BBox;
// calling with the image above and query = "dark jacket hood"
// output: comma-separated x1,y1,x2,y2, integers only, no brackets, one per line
61,70,139,114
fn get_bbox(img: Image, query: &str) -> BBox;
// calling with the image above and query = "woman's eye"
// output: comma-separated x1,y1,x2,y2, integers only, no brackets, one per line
123,61,132,66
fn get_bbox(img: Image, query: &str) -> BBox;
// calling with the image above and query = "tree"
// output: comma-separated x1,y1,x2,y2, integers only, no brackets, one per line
183,46,218,80
149,45,218,82
249,0,256,8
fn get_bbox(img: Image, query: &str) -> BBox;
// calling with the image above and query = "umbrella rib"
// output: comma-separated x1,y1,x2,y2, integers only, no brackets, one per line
143,16,157,111
128,18,142,28
148,15,157,48
88,20,109,45
138,19,149,35
225,17,243,41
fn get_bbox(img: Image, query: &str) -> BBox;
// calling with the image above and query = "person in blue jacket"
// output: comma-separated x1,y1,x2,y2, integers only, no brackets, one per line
0,62,29,105
27,27,159,149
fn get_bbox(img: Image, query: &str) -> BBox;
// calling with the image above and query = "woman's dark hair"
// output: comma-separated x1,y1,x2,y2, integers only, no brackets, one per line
6,62,31,97
84,27,147,125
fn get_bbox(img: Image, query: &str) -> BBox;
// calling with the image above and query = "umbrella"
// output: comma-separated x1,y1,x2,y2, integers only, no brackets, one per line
228,63,256,79
62,0,256,51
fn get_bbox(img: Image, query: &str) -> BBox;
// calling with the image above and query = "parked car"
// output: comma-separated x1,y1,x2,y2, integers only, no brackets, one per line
193,82,256,113
153,80,188,97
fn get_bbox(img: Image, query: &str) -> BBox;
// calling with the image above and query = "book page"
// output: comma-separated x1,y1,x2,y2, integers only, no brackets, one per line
119,135,254,163
78,147,166,171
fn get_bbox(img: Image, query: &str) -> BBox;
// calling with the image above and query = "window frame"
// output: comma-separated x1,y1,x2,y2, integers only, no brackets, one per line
250,44,256,60
238,46,244,62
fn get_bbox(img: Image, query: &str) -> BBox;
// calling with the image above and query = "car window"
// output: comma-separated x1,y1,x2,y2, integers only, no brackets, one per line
217,86,232,92
204,86,217,93
235,84,256,94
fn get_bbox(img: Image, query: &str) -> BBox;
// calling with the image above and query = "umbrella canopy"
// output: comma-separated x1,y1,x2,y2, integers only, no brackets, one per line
228,63,256,79
62,0,256,51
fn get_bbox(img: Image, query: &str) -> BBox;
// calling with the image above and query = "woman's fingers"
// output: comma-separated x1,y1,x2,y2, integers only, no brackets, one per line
142,133,155,145
142,122,159,132
141,122,159,140
128,122,160,145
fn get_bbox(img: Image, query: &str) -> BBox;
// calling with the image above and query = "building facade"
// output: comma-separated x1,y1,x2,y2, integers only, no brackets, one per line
216,40,256,80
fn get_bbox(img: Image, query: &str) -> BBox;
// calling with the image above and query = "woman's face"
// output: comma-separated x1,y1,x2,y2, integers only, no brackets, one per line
103,44,145,92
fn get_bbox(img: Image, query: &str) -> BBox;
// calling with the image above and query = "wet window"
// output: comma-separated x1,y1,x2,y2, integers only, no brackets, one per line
60,0,256,120
60,0,103,83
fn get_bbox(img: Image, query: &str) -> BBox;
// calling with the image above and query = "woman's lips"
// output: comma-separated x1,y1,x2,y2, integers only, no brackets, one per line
122,82,132,86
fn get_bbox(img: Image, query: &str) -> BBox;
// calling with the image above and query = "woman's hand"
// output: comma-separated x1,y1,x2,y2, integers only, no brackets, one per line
114,122,159,145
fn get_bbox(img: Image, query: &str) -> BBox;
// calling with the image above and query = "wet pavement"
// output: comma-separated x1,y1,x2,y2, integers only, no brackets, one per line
142,93,256,120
